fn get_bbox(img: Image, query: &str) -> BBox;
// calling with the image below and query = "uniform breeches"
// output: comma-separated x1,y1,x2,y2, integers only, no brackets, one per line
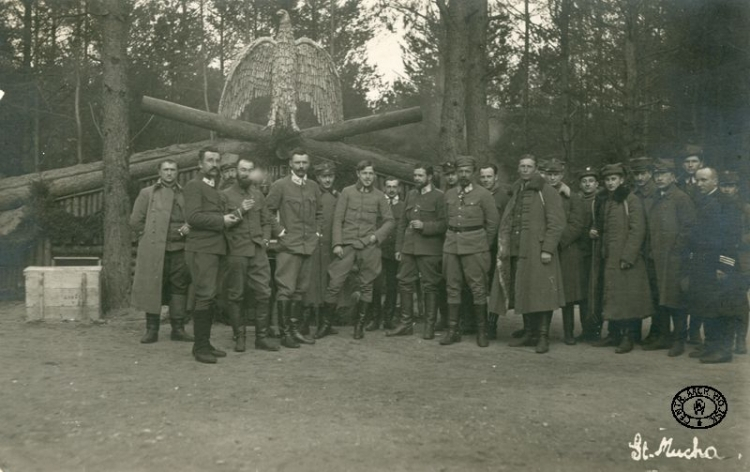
325,245,382,303
443,252,490,305
274,252,313,301
397,254,442,294
161,250,190,303
224,252,272,303
185,251,220,312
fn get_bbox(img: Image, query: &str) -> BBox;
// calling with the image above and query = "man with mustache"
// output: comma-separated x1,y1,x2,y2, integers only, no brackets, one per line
221,158,279,353
389,165,447,339
266,148,324,349
441,156,500,347
183,148,240,363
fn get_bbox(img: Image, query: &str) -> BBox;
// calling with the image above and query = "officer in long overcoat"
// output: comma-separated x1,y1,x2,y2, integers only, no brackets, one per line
130,159,193,344
498,155,566,354
641,159,696,357
595,164,653,353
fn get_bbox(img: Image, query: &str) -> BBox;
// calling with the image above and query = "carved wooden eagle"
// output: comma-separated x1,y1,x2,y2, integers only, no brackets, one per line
218,9,343,132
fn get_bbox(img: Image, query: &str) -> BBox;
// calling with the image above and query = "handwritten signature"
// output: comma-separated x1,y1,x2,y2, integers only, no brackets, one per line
629,433,724,460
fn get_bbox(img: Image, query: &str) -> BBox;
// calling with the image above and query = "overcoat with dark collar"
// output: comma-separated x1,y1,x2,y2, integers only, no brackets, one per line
599,186,653,320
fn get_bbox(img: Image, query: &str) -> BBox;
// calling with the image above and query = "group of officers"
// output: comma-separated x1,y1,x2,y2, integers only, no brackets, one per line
129,145,749,365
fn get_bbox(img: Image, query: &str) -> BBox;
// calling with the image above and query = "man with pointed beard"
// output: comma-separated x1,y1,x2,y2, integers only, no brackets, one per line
389,165,447,339
221,158,279,353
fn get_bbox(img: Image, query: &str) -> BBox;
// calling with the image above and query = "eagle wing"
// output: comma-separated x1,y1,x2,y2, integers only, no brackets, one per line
294,38,343,126
218,37,277,120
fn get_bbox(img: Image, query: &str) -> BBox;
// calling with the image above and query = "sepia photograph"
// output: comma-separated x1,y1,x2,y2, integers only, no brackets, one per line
0,0,748,470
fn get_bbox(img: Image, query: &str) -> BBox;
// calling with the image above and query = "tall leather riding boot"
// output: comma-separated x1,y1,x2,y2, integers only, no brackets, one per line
535,312,552,354
562,304,576,345
367,289,383,331
422,292,438,340
461,290,476,335
383,293,397,330
439,304,462,345
487,312,499,340
575,299,592,342
277,300,300,349
254,301,279,351
168,294,193,341
299,305,312,336
436,293,449,332
735,311,748,354
353,300,370,340
290,301,315,344
191,310,217,364
615,320,635,354
668,311,687,357
509,314,536,347
475,304,489,348
314,302,339,339
227,302,246,352
365,301,382,331
206,305,227,358
141,313,160,344
386,289,414,337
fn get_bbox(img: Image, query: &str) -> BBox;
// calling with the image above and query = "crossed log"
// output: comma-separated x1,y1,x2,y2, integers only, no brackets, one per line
140,96,422,180
0,98,424,214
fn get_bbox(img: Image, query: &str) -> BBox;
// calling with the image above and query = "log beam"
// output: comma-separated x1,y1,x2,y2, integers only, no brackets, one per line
141,96,422,142
301,107,422,141
300,139,415,182
0,139,257,212
142,96,271,142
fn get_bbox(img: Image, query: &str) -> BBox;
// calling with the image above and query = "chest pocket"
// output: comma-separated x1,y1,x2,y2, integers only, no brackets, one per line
461,200,483,220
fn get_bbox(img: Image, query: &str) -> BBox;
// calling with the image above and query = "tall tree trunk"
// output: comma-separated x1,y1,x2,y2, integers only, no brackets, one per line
465,0,489,162
437,0,468,161
199,0,214,140
329,0,336,57
559,0,573,163
21,0,34,172
522,0,530,151
98,0,132,312
622,0,639,158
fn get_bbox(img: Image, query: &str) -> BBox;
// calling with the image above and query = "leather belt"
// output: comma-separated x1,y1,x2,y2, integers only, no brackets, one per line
448,225,484,233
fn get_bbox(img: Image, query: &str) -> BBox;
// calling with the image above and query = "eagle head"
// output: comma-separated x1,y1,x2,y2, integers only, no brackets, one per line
276,9,290,21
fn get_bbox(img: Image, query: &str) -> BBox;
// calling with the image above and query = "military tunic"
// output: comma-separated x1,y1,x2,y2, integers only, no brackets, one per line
442,184,499,305
221,183,274,304
396,185,447,294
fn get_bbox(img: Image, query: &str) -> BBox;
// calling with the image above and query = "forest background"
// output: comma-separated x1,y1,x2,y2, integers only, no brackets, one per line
1,0,748,178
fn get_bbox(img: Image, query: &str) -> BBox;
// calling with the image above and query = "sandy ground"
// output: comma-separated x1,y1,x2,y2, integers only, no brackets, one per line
0,300,748,472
